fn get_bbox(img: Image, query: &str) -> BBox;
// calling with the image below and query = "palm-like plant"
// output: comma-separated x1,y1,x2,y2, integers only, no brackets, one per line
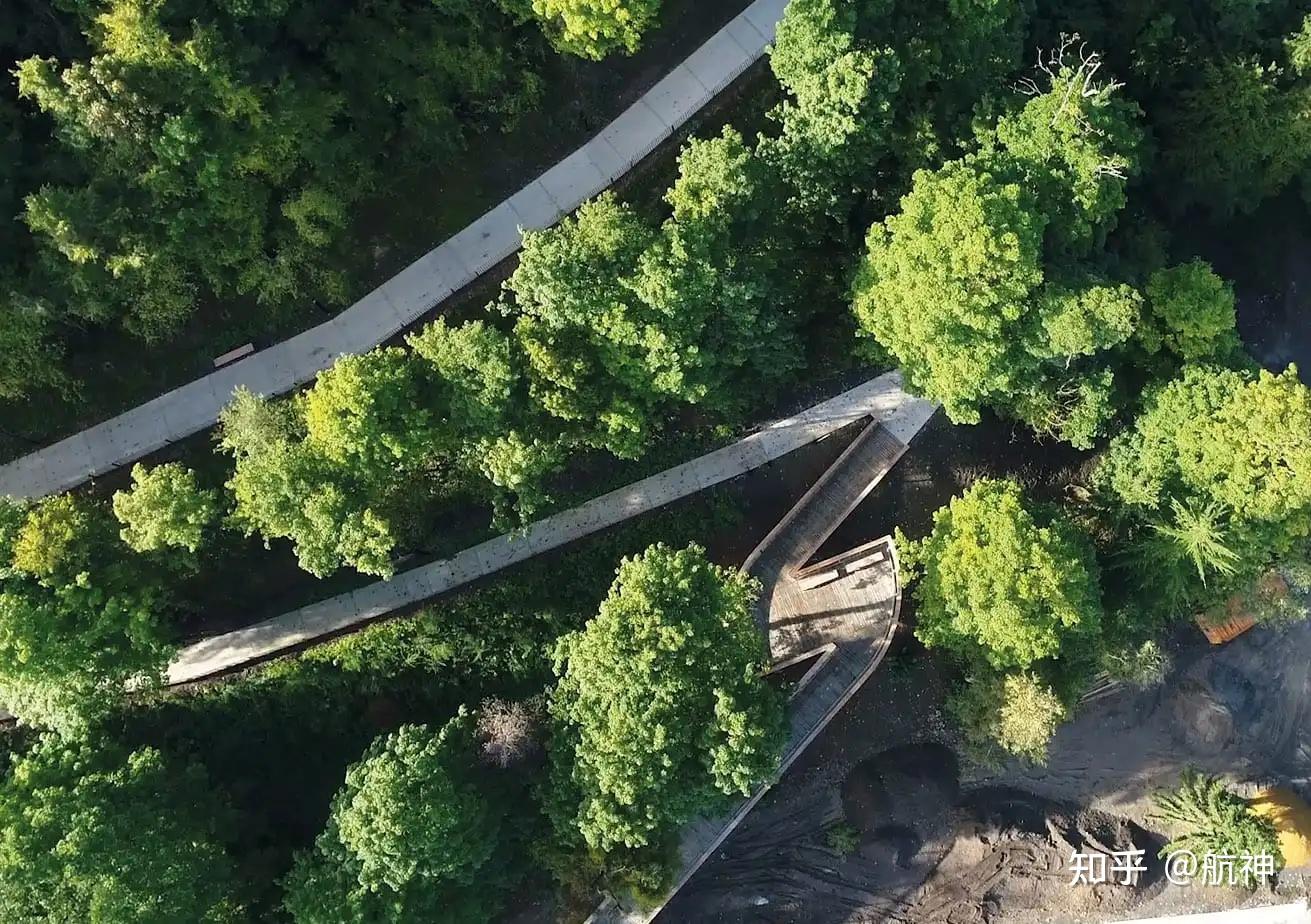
1148,499,1241,582
1127,499,1243,617
1151,769,1283,886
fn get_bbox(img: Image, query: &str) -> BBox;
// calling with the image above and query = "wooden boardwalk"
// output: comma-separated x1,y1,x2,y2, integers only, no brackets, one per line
2,373,936,726
588,419,921,924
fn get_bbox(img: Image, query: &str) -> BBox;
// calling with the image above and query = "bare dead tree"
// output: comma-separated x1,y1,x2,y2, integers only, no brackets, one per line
1012,33,1130,179
476,697,544,769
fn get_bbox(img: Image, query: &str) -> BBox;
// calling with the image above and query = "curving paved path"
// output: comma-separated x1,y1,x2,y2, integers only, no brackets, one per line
166,371,937,686
589,420,928,923
0,0,791,501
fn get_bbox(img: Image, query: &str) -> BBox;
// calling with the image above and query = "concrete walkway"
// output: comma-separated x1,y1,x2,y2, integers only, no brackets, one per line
166,372,936,685
0,0,791,501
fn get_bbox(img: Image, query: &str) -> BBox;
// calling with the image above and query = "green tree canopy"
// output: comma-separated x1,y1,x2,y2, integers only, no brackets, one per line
548,542,784,853
853,156,1047,425
1158,54,1311,217
507,193,660,459
220,387,401,579
630,128,807,415
987,45,1144,255
530,0,662,59
765,0,1030,223
219,317,541,577
1036,0,1311,216
283,712,506,924
1095,365,1311,614
1,0,544,400
901,479,1105,762
302,348,435,473
948,670,1069,764
0,494,176,731
112,462,220,554
1096,365,1311,533
1142,259,1241,362
852,50,1248,448
20,0,539,331
902,478,1105,672
765,0,902,218
0,736,243,923
506,134,810,459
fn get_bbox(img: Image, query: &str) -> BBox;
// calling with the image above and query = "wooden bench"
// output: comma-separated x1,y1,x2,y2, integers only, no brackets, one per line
213,343,255,368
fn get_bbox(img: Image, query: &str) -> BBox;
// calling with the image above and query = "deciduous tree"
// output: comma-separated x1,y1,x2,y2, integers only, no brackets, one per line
948,670,1068,764
5,0,543,396
766,0,901,217
0,737,243,923
283,712,505,924
508,193,658,459
1095,365,1311,616
219,318,554,576
901,478,1105,672
765,0,1030,222
1095,365,1311,540
1158,55,1311,216
900,479,1104,762
0,494,175,731
112,462,219,554
630,128,806,416
529,0,662,60
548,543,783,853
851,53,1237,449
1142,259,1241,361
853,156,1047,425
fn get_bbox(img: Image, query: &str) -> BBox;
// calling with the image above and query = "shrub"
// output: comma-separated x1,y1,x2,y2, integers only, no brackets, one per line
1152,770,1284,886
949,671,1068,765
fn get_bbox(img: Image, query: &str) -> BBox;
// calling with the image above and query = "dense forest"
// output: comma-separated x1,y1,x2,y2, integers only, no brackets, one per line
0,0,680,415
1,0,1310,920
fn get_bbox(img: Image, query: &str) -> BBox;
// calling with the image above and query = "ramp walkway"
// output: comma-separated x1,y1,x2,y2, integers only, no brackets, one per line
588,414,932,923
0,0,791,501
166,372,935,686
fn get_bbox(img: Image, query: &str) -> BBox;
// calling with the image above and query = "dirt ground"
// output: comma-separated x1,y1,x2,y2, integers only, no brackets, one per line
984,616,1311,923
661,209,1311,922
664,604,1311,924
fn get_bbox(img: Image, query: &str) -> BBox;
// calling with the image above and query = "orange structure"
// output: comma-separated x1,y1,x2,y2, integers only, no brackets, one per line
1195,572,1290,645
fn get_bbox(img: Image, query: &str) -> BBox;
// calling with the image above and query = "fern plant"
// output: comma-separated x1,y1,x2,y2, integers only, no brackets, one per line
1128,499,1244,617
1148,499,1242,582
1151,769,1283,886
